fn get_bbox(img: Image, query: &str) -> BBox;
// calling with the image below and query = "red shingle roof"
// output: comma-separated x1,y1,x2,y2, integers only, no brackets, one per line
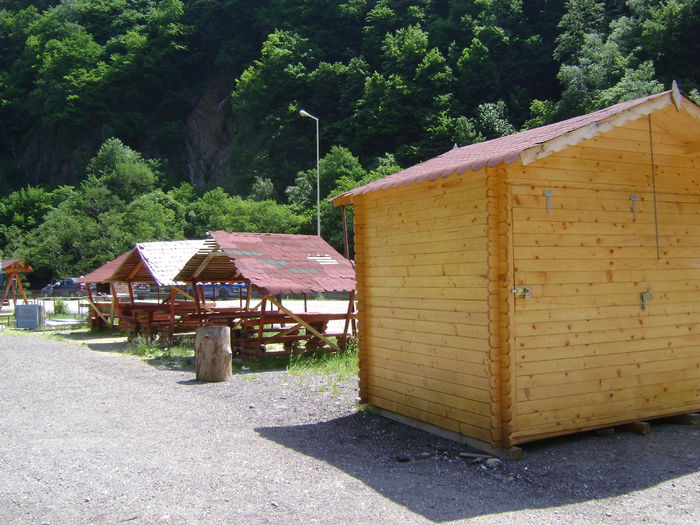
1,259,33,273
334,90,674,201
78,252,130,284
189,232,356,296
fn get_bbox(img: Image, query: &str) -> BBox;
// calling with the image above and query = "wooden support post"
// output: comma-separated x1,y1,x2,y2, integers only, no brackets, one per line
340,290,356,350
127,281,135,304
257,297,267,344
195,326,233,382
85,293,111,328
245,283,252,311
169,286,176,332
266,296,340,352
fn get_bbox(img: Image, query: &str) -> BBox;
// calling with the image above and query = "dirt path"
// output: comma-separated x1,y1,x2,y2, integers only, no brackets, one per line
0,334,698,524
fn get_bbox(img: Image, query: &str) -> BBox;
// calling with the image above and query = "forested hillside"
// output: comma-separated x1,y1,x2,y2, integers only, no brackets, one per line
1,0,699,284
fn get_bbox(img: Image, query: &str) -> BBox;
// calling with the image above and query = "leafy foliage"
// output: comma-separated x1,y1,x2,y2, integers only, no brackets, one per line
1,0,699,283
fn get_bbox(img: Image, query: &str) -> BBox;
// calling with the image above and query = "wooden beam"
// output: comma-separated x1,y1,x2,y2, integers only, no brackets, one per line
127,259,144,280
192,251,219,279
266,296,339,352
85,294,111,327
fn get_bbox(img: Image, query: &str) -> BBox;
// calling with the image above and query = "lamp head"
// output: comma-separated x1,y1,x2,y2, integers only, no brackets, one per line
299,109,317,120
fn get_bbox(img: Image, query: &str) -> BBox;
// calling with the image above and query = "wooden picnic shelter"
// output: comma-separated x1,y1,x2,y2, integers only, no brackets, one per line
332,83,700,456
1,258,33,311
79,240,206,339
175,231,357,359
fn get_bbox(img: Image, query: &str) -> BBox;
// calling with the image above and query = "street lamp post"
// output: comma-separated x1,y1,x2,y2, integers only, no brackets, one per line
299,109,320,236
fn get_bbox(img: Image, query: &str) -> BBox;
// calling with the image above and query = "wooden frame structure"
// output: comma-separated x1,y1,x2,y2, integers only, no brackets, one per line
333,83,700,455
79,240,207,337
0,259,33,311
175,231,357,359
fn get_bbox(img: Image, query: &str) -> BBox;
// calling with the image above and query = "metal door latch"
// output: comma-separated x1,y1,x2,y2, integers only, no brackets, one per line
640,290,653,310
630,194,639,216
512,286,532,299
543,190,553,213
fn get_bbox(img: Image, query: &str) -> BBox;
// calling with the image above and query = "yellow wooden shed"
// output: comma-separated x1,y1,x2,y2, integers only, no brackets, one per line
332,84,700,455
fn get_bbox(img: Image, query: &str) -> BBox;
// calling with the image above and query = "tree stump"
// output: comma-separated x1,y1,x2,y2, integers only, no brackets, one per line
195,326,233,382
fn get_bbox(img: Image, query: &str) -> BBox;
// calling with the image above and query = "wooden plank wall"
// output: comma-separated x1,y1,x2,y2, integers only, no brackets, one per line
353,172,492,442
508,107,700,443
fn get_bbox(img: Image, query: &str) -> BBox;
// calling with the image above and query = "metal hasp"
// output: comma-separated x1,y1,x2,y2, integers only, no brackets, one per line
640,290,654,310
630,194,639,216
543,190,553,213
512,286,532,299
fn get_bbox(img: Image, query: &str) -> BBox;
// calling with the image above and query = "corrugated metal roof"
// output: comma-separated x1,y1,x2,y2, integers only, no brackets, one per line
334,90,674,201
1,259,33,273
111,240,207,286
176,232,356,296
78,251,130,284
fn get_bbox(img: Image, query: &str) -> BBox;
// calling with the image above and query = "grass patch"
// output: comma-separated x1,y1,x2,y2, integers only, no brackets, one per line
125,335,195,369
286,339,358,394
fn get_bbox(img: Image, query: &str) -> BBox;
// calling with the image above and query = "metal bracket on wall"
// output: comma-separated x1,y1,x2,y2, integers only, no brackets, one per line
512,286,532,299
630,194,639,216
640,290,654,310
543,190,553,213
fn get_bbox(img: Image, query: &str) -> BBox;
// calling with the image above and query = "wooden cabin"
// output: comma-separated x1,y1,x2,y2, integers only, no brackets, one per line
175,231,356,358
332,84,700,455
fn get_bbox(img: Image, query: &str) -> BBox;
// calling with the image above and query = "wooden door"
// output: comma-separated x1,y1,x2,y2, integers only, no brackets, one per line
508,184,700,443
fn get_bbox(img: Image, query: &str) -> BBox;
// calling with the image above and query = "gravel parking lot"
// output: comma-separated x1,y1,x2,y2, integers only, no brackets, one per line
0,333,698,524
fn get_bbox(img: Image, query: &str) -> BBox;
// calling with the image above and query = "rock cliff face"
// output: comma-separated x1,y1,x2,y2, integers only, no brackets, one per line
184,76,236,189
7,77,236,192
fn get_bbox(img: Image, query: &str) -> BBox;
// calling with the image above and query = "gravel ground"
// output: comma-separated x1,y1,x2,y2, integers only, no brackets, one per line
0,333,698,525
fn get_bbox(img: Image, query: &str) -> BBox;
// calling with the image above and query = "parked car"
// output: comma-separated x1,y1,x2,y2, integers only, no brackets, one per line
41,277,87,297
132,283,150,299
190,283,247,300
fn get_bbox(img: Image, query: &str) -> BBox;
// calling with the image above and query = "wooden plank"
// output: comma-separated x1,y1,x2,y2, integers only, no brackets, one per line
364,251,489,269
363,296,489,317
368,375,491,418
366,334,489,366
369,305,489,326
364,275,490,291
514,233,700,248
515,322,700,351
367,390,492,443
361,224,485,249
367,349,490,389
365,325,489,353
366,316,489,339
517,365,700,403
515,342,700,375
514,301,700,324
515,380,700,427
516,309,699,337
518,356,700,389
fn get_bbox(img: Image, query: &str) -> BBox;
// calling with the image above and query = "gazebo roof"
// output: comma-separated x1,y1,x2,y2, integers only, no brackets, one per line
1,259,33,273
78,252,131,284
109,240,207,286
175,231,355,296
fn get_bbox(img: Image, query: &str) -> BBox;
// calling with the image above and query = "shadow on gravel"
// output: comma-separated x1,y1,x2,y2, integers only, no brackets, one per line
257,412,700,522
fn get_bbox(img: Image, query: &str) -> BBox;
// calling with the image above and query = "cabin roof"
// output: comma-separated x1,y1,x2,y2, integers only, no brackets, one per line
78,251,131,284
175,231,355,296
110,240,207,286
1,258,33,273
333,86,697,203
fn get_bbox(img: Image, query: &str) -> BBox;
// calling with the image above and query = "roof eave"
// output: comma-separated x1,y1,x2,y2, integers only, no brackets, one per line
520,91,674,165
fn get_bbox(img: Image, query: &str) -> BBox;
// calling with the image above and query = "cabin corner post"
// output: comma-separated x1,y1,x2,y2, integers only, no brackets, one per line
486,167,513,448
352,201,369,404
